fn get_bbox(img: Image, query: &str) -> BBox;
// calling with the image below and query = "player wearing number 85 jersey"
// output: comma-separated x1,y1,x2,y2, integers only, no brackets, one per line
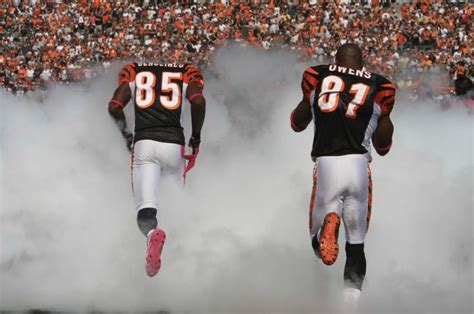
291,43,395,311
108,62,206,277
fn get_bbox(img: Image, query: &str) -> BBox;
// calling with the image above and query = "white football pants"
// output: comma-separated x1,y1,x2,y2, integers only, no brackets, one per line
132,140,184,212
309,154,372,244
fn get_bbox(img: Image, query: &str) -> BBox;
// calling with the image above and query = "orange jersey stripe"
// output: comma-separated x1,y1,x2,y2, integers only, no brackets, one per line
118,64,137,85
303,72,318,87
183,65,204,89
375,88,396,117
381,83,396,89
374,89,395,104
301,67,319,102
306,68,319,76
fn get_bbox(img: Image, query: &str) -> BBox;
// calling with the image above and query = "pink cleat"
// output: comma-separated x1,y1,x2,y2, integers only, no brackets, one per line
145,228,166,277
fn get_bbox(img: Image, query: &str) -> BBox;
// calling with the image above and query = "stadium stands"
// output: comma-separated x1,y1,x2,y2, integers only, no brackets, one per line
0,0,471,96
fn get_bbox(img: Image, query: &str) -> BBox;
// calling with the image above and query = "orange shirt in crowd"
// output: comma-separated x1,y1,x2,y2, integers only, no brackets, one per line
18,68,26,80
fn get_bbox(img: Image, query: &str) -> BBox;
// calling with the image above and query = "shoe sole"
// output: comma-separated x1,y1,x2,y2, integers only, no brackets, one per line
319,212,341,265
145,229,166,277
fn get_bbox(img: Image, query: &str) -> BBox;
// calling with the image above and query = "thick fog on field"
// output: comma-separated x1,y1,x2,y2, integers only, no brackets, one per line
0,46,472,314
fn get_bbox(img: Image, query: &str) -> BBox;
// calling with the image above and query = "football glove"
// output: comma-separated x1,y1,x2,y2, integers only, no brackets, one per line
122,130,133,153
183,136,200,174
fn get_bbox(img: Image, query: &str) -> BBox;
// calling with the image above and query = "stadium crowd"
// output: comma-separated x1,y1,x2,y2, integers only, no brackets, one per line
0,0,472,98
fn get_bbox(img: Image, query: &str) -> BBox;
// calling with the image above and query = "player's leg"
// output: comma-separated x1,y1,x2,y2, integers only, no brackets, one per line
132,140,166,277
133,140,162,235
309,157,343,265
342,241,366,313
142,141,183,277
341,165,369,290
340,155,370,309
157,142,185,184
137,207,158,237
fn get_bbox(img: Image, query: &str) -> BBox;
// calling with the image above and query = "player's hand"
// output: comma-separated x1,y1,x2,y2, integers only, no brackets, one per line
183,136,200,174
188,136,201,155
122,130,133,153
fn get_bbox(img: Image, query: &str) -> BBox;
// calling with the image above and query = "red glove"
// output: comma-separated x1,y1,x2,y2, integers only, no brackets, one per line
183,147,199,175
183,136,201,175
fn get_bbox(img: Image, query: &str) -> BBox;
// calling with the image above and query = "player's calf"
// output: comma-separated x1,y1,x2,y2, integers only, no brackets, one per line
137,207,158,237
343,242,366,290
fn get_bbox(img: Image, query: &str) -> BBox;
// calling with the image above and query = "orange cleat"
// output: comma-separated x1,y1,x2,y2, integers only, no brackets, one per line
319,212,341,265
145,228,166,277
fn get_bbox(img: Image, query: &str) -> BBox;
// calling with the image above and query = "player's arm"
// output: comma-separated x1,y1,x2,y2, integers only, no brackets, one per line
184,65,206,153
108,83,133,151
291,100,312,132
373,115,394,156
186,81,206,150
373,82,396,156
182,66,206,175
291,67,318,132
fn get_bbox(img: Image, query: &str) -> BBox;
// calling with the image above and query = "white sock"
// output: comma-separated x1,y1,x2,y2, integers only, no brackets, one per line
147,229,155,238
343,287,361,313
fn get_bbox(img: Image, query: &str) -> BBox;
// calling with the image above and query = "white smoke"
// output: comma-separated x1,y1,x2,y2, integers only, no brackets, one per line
0,46,472,314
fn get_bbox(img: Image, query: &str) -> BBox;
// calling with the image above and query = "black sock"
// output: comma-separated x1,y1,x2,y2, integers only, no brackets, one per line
137,207,158,237
311,234,321,256
344,242,366,290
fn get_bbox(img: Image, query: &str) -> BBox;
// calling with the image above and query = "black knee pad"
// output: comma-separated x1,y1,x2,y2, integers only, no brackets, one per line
344,242,366,290
137,207,158,236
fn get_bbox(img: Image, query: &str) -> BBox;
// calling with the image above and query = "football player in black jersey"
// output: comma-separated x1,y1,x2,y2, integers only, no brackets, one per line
108,62,206,277
291,43,395,310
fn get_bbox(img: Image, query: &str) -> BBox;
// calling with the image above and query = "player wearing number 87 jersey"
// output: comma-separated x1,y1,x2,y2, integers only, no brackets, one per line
291,43,395,311
108,62,206,277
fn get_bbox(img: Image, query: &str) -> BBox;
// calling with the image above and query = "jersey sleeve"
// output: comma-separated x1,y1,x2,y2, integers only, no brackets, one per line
301,66,320,103
374,76,396,117
118,63,137,85
183,64,204,90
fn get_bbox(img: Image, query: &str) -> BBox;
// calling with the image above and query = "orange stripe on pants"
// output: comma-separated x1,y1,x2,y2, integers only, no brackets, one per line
309,165,318,231
366,165,373,232
131,149,135,194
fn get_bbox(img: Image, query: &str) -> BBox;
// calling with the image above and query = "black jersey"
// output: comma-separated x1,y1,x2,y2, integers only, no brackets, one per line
301,64,396,160
119,62,204,145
